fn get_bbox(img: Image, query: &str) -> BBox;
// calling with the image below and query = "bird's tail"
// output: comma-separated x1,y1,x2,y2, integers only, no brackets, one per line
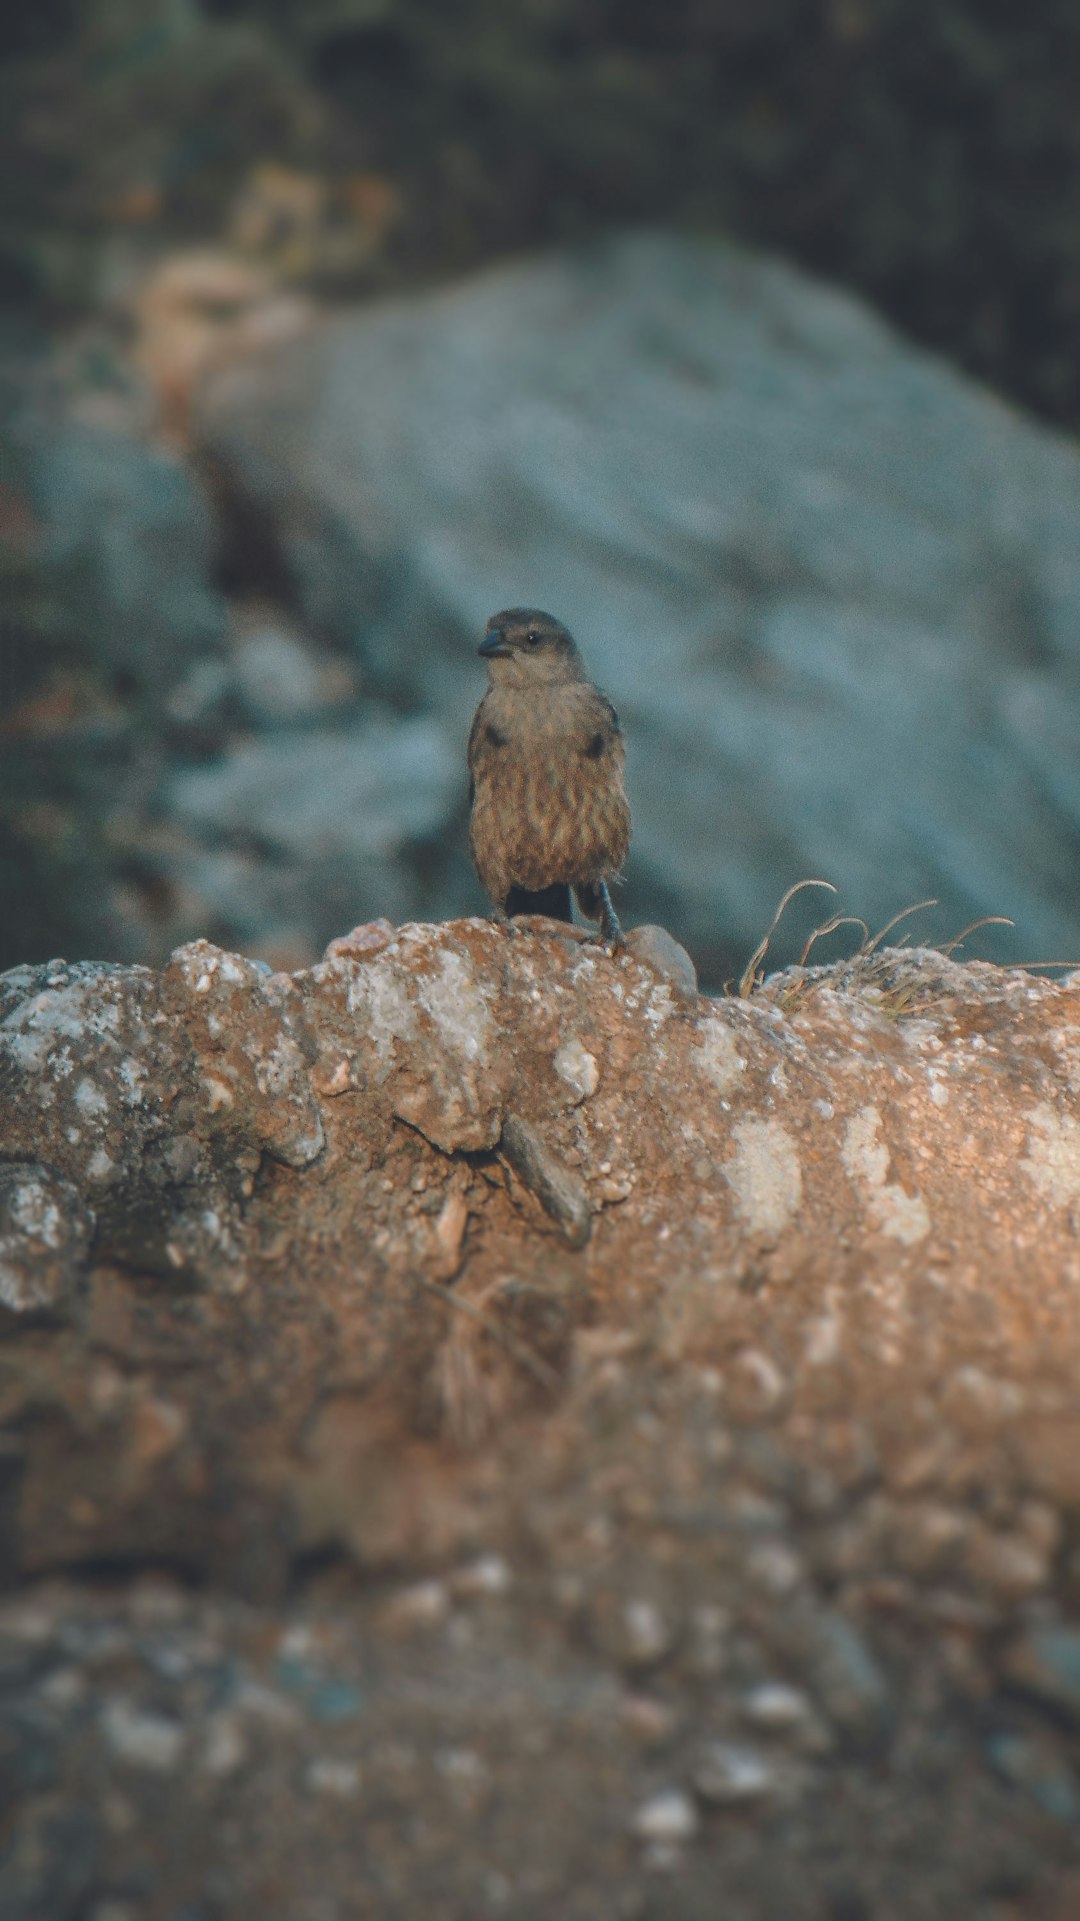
505,883,573,922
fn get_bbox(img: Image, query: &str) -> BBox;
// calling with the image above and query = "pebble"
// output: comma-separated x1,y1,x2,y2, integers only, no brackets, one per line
987,1732,1080,1823
631,1787,700,1844
200,1712,247,1778
621,1598,675,1668
377,1579,451,1636
232,625,325,723
693,1740,776,1805
449,1554,512,1599
741,1682,814,1732
102,1699,184,1772
1002,1623,1080,1723
728,1348,789,1421
685,1603,730,1678
966,1527,1050,1599
305,1756,361,1798
745,1541,804,1597
794,1610,890,1741
620,1693,679,1747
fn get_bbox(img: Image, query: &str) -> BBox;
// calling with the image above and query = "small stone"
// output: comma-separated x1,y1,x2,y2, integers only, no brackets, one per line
966,1527,1050,1599
38,1665,88,1711
891,1502,969,1576
435,1746,490,1812
232,624,325,723
740,1682,814,1733
794,1610,891,1741
620,1693,679,1747
622,1598,675,1668
430,1189,468,1280
631,1787,700,1844
449,1555,512,1599
745,1541,804,1597
102,1699,184,1772
323,920,395,962
201,1713,247,1778
0,1163,94,1322
305,1756,361,1798
553,1036,601,1103
685,1603,730,1678
624,926,699,996
377,1579,451,1636
693,1740,776,1805
727,1348,788,1422
1003,1624,1080,1723
988,1732,1080,1823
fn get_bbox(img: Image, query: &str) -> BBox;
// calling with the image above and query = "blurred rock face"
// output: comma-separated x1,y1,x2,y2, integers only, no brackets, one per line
8,232,1080,982
195,232,1080,981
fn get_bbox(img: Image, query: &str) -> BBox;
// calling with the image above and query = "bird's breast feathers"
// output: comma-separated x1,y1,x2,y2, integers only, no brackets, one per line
468,683,630,897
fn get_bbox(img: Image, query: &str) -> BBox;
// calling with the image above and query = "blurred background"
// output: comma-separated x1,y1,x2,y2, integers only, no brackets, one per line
3,0,1080,989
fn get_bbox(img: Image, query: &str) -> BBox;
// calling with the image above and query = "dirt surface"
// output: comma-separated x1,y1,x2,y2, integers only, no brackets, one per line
3,920,1080,1917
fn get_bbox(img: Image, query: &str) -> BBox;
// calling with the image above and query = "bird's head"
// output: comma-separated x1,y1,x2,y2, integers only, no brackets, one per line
478,608,585,687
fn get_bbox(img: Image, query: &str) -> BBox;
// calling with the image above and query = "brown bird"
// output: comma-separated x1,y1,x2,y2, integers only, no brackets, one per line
468,608,631,944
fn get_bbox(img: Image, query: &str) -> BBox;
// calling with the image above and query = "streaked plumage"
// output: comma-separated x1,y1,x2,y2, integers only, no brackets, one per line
468,608,631,940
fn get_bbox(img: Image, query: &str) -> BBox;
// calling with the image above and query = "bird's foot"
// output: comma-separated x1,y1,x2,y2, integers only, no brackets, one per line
588,880,626,954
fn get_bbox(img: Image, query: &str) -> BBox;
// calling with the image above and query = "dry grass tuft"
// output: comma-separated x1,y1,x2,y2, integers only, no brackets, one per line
732,879,1073,1019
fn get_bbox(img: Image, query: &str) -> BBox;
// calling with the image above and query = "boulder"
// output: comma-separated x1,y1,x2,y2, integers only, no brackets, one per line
199,232,1080,981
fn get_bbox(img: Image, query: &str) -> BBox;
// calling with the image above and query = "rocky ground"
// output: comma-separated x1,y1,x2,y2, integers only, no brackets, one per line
3,918,1080,1917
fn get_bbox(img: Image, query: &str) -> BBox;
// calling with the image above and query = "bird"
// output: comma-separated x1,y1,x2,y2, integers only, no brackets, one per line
468,608,631,945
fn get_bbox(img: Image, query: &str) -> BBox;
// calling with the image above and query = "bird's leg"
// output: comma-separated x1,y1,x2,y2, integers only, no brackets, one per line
489,902,518,938
593,879,625,951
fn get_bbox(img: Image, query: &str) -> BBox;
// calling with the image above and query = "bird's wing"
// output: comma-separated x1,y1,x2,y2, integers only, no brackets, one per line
579,690,625,762
467,695,491,806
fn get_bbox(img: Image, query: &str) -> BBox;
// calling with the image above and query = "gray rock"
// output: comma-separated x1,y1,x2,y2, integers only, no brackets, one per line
231,624,326,724
12,413,225,688
791,1609,891,1744
168,720,458,858
987,1731,1080,1824
0,1163,93,1323
693,1740,776,1805
630,1787,699,1843
1003,1624,1080,1723
200,232,1080,980
165,719,463,941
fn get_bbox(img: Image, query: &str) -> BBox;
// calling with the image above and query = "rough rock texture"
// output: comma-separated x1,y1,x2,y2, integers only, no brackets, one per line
198,231,1080,980
3,921,1080,1915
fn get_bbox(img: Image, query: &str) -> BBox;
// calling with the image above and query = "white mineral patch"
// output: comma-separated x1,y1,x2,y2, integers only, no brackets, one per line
2,982,115,1076
695,1020,746,1097
119,1056,148,1104
349,962,417,1066
553,1037,600,1102
253,1034,303,1099
724,1119,803,1236
1020,1102,1080,1207
644,984,674,1028
841,1105,930,1245
416,950,493,1062
10,1184,62,1248
0,1259,50,1312
74,1078,108,1118
86,1149,117,1185
202,1074,236,1112
1050,1025,1080,1097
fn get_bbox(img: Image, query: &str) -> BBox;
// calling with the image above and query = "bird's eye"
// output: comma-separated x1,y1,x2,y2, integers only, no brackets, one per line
525,630,541,647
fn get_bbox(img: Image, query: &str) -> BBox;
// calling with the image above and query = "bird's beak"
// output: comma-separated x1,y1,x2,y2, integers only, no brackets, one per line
478,630,511,659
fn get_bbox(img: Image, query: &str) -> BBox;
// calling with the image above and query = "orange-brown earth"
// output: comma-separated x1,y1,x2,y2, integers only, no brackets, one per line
2,920,1080,1919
